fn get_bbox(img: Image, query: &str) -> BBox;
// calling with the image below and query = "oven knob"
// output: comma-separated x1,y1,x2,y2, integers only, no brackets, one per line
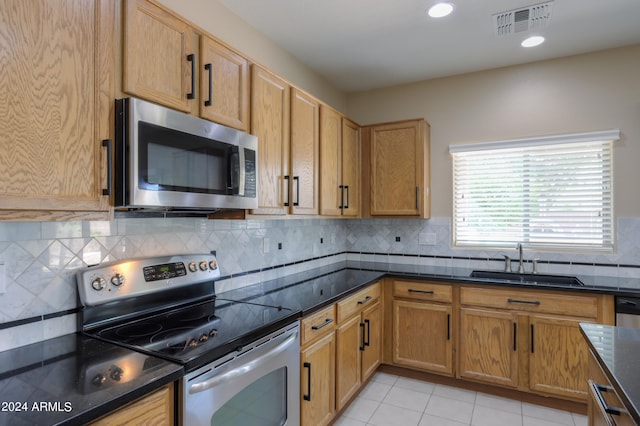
111,273,125,287
199,261,208,271
188,339,198,348
110,366,123,382
209,260,218,270
209,329,218,337
198,334,208,343
91,277,106,291
188,261,197,272
92,374,106,387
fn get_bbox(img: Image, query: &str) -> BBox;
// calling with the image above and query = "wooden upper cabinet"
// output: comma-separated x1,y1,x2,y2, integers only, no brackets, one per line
0,0,114,220
320,105,343,216
199,36,250,131
250,65,290,215
341,118,361,217
366,119,430,217
123,0,196,113
290,88,320,215
319,105,361,217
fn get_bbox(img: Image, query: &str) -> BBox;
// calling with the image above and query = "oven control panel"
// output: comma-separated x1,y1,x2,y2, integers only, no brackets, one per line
77,254,220,307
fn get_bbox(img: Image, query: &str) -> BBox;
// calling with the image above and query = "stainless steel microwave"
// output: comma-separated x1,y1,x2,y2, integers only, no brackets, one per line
114,98,257,211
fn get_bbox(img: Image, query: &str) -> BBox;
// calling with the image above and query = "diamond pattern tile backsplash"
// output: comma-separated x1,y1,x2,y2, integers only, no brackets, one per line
1,216,640,352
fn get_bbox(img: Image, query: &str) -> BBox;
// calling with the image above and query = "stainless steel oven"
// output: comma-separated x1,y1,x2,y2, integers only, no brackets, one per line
76,254,300,426
114,97,258,211
184,322,299,426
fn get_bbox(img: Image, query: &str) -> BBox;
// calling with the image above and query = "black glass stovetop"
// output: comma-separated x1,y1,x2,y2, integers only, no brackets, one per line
87,297,298,372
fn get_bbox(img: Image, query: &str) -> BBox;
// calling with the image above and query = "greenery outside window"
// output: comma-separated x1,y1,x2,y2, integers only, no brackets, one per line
450,130,619,251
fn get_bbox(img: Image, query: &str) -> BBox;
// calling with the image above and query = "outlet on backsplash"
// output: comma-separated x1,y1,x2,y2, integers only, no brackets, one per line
419,232,437,246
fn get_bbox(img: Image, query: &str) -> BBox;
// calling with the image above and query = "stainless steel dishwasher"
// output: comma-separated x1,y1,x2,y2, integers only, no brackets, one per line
616,296,640,328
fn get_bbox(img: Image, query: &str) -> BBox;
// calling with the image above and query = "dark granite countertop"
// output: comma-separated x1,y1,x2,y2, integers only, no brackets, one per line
0,333,182,426
580,323,640,424
219,260,640,316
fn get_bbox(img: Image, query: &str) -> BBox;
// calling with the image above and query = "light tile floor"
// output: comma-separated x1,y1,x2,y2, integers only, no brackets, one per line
333,372,588,426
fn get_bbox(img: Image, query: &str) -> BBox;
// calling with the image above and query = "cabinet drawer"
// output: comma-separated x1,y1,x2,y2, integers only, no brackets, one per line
393,280,452,303
301,304,336,346
337,282,380,323
460,286,598,318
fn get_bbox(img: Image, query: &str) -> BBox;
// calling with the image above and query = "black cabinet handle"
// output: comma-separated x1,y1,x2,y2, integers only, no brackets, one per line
101,139,112,196
339,185,344,209
416,186,419,210
359,322,366,351
508,298,541,305
311,318,333,330
513,322,517,351
447,314,451,341
530,324,535,353
303,362,311,401
284,176,290,207
344,185,349,209
186,54,195,100
408,289,434,295
364,319,371,347
590,381,623,416
204,63,213,107
293,176,300,206
357,295,372,305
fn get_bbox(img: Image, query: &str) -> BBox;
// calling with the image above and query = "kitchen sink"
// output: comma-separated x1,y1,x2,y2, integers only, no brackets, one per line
470,270,584,286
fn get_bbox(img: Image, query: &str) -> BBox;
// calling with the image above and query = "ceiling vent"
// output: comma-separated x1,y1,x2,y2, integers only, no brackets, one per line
493,1,553,37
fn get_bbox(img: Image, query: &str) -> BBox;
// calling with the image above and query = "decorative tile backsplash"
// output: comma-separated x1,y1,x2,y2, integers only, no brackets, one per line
1,216,639,352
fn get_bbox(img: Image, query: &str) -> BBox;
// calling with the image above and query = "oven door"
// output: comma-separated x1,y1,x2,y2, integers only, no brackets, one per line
183,323,300,426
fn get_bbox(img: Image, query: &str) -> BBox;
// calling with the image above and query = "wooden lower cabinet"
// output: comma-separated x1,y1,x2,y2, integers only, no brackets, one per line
393,300,453,375
529,314,591,400
301,332,336,426
335,301,381,411
89,384,174,425
587,349,636,426
458,307,519,388
457,286,614,402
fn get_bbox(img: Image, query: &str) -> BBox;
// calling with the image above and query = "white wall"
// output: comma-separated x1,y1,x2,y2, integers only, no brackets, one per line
155,0,348,112
347,45,640,218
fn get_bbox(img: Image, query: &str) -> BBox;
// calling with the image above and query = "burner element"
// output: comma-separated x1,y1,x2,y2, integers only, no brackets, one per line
113,322,163,338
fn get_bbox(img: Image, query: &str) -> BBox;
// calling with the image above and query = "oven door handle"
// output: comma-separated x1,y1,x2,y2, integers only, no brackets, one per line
188,330,298,395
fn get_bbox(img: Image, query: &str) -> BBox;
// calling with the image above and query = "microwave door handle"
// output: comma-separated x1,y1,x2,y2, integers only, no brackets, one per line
228,148,243,195
188,331,298,395
238,147,245,196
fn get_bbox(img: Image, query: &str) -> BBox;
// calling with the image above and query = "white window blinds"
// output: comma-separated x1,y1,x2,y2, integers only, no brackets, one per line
450,130,619,251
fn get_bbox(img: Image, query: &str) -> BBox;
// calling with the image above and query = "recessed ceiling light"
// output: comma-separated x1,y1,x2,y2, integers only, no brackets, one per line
521,36,545,48
428,2,454,18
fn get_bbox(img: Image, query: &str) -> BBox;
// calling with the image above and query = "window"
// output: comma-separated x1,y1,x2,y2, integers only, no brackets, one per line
450,130,619,251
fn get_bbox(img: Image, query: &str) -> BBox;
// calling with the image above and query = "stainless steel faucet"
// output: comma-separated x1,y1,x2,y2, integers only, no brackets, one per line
516,243,525,273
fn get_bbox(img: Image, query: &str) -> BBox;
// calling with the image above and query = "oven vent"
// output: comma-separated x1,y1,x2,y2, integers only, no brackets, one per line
493,1,553,37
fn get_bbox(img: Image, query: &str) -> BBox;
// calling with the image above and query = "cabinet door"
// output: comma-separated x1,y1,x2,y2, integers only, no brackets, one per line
370,119,428,216
529,315,589,400
361,301,381,382
341,118,361,217
458,308,519,387
250,65,290,215
199,36,249,131
290,88,319,215
89,384,174,425
301,333,335,426
335,314,362,411
0,0,113,220
319,105,342,216
393,300,453,375
123,0,195,113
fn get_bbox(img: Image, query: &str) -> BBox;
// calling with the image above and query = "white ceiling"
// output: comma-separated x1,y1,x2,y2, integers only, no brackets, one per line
217,0,640,92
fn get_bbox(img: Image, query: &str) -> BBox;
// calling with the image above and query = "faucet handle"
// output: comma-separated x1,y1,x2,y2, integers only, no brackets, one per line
503,255,512,272
532,258,539,274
